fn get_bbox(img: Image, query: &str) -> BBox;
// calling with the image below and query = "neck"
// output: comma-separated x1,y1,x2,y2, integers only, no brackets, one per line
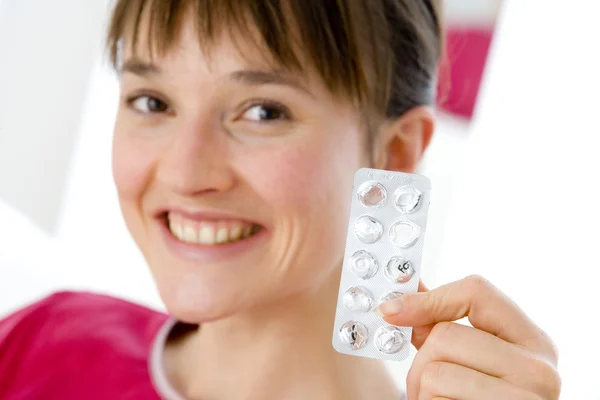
165,268,400,400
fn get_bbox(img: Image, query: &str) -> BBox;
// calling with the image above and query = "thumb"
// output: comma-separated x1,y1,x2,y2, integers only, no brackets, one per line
373,280,433,349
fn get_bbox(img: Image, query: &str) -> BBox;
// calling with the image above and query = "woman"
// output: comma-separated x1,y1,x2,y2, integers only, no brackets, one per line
0,1,560,399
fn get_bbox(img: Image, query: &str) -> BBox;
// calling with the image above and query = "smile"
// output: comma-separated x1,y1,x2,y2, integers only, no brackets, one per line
167,212,263,246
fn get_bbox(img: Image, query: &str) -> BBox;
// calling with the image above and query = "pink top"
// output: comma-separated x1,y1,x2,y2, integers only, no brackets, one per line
0,291,188,399
1,292,407,399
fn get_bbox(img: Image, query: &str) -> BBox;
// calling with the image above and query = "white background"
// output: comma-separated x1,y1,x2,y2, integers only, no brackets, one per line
1,1,598,398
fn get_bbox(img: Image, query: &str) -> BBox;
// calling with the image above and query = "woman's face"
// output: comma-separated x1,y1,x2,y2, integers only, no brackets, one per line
112,20,367,322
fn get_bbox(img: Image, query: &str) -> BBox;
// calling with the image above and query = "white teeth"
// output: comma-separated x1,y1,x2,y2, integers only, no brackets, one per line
229,225,243,241
168,216,258,245
169,219,183,239
215,227,229,244
182,226,197,243
198,225,215,245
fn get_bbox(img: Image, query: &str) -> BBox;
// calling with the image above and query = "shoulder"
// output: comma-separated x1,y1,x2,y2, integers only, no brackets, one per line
0,291,168,346
0,291,169,397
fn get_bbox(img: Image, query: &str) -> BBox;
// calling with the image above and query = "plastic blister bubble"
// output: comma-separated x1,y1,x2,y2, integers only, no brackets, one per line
339,321,369,350
342,286,375,312
394,186,422,214
384,256,415,284
333,168,431,362
349,250,379,279
357,181,387,207
354,216,384,243
389,221,420,248
374,325,406,354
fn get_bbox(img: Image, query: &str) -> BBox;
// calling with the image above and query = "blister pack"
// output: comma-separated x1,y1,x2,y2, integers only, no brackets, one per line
332,168,431,362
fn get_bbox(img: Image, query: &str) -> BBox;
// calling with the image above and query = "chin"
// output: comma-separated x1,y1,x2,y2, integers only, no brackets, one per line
160,289,237,323
153,271,260,323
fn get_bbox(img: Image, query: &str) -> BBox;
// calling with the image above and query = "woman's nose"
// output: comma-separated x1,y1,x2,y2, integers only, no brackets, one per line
156,118,235,197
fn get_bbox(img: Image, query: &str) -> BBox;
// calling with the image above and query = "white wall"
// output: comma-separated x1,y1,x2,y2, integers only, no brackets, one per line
444,0,502,26
0,0,111,233
54,59,162,309
432,1,600,398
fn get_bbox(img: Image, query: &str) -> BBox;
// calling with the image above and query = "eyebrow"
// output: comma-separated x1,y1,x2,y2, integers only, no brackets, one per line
121,58,162,76
229,70,314,97
120,59,313,97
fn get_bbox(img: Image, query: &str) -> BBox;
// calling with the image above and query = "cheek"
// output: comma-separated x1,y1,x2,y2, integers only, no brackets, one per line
234,129,363,232
240,142,355,210
112,131,155,204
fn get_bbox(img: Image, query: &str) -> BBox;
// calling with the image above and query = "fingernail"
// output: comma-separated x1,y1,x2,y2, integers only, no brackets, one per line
374,297,404,317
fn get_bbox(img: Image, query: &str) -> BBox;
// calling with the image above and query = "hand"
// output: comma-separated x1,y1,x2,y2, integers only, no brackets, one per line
376,275,561,400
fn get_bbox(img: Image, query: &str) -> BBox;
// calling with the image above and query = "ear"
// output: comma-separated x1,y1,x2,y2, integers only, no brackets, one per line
372,107,435,172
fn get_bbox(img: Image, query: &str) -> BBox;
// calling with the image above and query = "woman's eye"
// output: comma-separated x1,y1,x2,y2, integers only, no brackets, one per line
241,104,288,122
128,95,169,114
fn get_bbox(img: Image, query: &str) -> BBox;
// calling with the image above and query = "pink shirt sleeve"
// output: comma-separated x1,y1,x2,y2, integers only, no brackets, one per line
0,292,167,399
0,293,68,390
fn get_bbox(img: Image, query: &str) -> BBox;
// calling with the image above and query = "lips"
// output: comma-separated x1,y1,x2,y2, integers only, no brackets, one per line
165,211,263,246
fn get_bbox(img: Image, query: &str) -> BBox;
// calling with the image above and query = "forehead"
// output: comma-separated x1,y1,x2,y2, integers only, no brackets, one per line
121,28,322,102
108,0,365,104
118,2,301,76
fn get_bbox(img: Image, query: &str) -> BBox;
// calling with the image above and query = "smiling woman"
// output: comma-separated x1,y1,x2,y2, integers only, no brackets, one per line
0,1,561,399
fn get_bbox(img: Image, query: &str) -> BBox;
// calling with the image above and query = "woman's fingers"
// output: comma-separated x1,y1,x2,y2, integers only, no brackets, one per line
381,274,535,343
380,276,560,399
377,275,558,364
415,361,541,400
406,322,561,400
408,280,436,348
411,323,436,350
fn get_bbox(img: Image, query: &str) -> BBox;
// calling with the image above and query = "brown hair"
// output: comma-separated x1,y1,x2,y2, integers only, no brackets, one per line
106,0,442,125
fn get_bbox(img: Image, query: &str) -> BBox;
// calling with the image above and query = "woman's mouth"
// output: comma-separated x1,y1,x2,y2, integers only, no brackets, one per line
166,212,263,246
